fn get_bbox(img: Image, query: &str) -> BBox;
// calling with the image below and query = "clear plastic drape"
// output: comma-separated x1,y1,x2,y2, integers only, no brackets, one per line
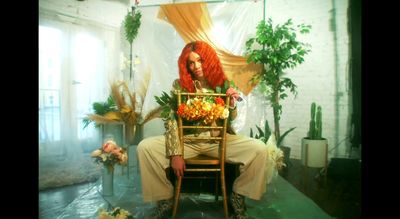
132,1,272,136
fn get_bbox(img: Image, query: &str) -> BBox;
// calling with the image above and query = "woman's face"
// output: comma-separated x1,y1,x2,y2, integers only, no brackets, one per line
187,51,203,79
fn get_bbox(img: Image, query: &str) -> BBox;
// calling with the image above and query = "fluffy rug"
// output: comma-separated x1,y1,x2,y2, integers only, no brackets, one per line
39,156,101,191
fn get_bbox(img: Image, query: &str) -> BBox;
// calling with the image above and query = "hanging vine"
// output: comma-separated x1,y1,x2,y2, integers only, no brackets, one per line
123,6,142,80
123,7,141,45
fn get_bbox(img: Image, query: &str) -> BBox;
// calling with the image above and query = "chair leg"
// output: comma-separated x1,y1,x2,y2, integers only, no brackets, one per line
215,172,219,202
172,176,182,219
220,173,228,219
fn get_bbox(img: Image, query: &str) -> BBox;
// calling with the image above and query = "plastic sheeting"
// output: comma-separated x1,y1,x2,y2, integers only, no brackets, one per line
130,1,272,136
39,145,333,219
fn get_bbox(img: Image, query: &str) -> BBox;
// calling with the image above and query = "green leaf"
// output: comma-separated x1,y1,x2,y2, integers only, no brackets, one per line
255,125,265,138
82,94,117,129
123,9,142,44
264,120,271,140
154,91,178,120
278,127,296,146
82,118,91,129
215,86,221,93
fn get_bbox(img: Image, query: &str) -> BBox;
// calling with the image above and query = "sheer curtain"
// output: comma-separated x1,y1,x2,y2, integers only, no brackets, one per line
134,1,269,136
39,13,121,189
158,2,262,95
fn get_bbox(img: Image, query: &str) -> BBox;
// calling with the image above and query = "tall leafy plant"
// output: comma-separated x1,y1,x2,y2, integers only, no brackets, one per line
245,18,311,140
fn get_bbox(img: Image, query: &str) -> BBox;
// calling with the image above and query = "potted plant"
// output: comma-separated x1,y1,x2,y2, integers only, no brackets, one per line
245,18,311,144
83,81,160,145
250,119,296,170
301,102,328,168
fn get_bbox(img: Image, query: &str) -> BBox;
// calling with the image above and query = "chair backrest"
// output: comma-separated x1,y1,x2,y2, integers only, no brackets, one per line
176,91,230,165
173,91,231,218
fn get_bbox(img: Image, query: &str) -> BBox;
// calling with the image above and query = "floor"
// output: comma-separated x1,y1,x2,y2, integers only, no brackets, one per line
39,146,361,219
280,158,361,219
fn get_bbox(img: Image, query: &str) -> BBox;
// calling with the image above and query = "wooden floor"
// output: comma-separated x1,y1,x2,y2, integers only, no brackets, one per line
280,158,361,219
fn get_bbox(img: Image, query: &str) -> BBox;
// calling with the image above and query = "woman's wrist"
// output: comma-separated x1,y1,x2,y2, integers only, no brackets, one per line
229,103,237,110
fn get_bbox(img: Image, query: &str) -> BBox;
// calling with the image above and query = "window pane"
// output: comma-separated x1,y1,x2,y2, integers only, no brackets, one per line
39,26,62,143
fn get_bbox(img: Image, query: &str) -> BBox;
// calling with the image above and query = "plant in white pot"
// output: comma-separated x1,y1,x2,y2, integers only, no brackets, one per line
301,102,328,168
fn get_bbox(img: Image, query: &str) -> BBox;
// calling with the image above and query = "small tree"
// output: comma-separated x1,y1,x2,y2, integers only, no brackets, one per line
245,18,311,140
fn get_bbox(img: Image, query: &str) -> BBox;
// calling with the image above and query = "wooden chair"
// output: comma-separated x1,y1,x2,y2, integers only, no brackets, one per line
172,91,230,219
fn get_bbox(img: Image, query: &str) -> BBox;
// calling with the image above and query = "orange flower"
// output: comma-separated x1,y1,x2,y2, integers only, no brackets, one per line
214,97,224,105
177,96,229,125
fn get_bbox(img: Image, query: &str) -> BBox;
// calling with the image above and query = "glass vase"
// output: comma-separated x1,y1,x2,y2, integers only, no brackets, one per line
102,166,114,196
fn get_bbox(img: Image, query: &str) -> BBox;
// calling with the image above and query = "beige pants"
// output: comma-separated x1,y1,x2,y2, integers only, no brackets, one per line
137,134,268,202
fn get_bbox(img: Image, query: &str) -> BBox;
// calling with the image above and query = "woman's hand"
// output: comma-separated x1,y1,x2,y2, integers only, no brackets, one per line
170,155,185,177
226,87,242,107
210,121,221,137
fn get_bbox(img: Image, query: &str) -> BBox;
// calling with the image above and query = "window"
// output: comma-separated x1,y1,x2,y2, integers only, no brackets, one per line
39,20,118,156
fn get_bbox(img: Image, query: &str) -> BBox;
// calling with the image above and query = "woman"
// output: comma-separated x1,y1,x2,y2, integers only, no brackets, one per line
137,41,269,219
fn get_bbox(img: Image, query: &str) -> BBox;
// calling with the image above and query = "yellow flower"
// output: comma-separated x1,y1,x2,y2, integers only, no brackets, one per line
221,108,229,119
91,149,102,157
177,96,229,125
119,153,128,165
97,207,133,219
100,154,107,162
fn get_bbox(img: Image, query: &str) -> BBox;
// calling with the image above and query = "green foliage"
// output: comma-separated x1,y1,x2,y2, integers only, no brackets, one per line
93,95,117,115
215,80,231,94
250,119,296,147
123,9,142,44
83,95,117,129
155,80,234,121
250,120,271,144
245,18,311,139
307,102,323,139
154,91,177,121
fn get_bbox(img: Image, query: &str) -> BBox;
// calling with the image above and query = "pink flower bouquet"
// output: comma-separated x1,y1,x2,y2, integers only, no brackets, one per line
91,140,128,171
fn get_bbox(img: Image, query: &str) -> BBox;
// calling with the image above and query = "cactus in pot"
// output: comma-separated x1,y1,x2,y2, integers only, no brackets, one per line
308,102,323,140
302,102,327,167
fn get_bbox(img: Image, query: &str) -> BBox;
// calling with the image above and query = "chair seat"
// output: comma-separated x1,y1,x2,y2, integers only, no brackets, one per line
185,154,220,165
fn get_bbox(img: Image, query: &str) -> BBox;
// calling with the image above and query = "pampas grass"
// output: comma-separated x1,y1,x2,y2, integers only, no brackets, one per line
85,68,161,144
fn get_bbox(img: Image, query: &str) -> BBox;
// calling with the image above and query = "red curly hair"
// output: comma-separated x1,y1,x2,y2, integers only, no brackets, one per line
178,41,227,92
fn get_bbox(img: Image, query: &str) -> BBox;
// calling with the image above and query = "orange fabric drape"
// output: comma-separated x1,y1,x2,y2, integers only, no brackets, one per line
158,2,262,95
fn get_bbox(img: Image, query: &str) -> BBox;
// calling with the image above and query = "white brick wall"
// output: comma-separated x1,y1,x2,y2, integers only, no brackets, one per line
40,0,354,160
265,0,352,159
